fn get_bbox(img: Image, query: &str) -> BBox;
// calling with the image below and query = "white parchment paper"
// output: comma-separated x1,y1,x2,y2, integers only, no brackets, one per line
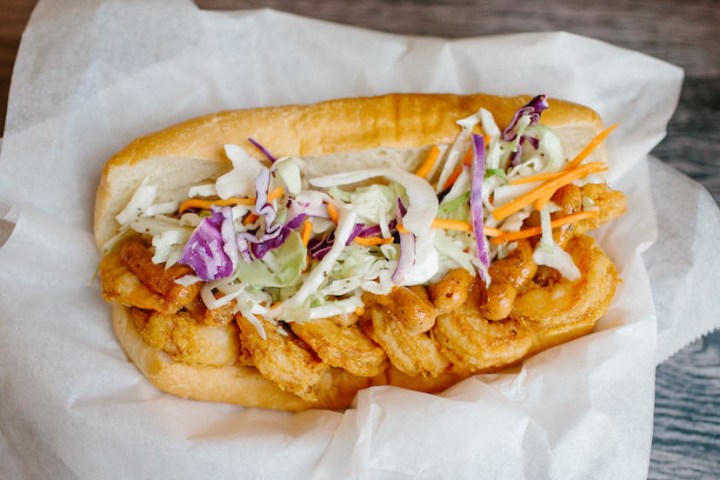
2,0,718,479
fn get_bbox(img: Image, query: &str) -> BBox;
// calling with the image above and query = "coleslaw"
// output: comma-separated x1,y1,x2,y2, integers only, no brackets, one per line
111,95,612,334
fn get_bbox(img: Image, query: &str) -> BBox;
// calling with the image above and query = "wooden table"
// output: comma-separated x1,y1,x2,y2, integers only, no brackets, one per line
2,1,718,478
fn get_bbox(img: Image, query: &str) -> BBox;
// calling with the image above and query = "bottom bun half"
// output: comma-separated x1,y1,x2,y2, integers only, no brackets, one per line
112,297,603,412
111,303,373,411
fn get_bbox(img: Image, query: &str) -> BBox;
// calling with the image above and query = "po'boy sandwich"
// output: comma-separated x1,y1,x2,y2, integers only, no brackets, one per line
95,93,626,411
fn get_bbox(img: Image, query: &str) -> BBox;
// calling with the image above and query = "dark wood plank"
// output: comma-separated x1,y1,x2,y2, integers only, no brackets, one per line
197,0,720,77
651,330,720,479
0,0,37,134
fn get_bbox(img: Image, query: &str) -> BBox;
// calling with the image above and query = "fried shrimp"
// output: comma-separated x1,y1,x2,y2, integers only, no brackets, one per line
130,308,241,366
428,268,474,314
581,183,627,225
183,296,235,326
100,253,196,314
478,240,537,320
524,183,627,246
511,234,619,338
361,308,450,378
120,240,200,310
291,318,388,377
432,277,536,373
364,286,437,334
236,316,327,402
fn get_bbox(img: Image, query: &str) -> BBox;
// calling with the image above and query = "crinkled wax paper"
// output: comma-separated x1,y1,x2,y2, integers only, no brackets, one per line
2,0,717,479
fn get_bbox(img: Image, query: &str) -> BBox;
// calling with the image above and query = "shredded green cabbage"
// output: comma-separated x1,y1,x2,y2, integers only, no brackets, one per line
234,232,306,288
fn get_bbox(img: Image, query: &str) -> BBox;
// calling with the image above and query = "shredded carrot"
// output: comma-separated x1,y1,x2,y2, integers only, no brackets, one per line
415,145,440,179
431,218,473,232
327,202,339,224
533,193,554,212
353,236,393,246
461,144,474,166
179,197,253,213
482,226,504,237
178,187,285,214
491,211,598,245
301,219,313,246
509,161,605,186
509,170,565,186
564,123,618,170
243,213,259,225
268,187,284,202
441,144,475,191
397,219,502,237
441,165,465,191
491,162,607,221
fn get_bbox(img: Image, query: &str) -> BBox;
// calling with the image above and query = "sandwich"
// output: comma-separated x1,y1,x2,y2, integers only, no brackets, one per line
95,93,626,411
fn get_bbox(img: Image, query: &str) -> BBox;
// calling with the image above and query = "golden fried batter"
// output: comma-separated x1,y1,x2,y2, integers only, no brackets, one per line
511,235,619,335
551,184,583,216
478,282,517,321
327,312,360,328
524,183,626,246
479,240,537,320
120,240,199,310
432,278,536,373
489,239,537,288
183,295,235,326
100,253,191,314
364,286,437,334
236,316,327,402
428,268,474,314
291,318,388,377
361,308,449,378
581,183,628,225
130,308,241,366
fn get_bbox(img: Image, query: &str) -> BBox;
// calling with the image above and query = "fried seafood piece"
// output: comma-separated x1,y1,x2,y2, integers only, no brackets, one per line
511,234,619,339
291,318,388,377
364,286,437,334
183,296,235,326
236,315,327,402
130,308,241,366
549,182,626,225
478,239,537,320
119,240,200,311
361,307,450,378
432,276,536,373
428,268,474,315
523,183,627,247
328,311,360,328
100,253,196,314
546,184,594,246
581,182,627,225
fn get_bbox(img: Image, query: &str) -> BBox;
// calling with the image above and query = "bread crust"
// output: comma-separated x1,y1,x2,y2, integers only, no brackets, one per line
97,93,611,411
112,303,372,411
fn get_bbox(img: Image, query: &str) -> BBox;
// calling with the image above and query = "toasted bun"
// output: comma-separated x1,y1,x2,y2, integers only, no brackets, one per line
112,303,373,411
97,93,610,411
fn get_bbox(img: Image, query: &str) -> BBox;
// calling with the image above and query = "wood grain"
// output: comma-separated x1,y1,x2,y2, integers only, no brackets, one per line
0,0,37,135
0,1,718,478
651,330,720,479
